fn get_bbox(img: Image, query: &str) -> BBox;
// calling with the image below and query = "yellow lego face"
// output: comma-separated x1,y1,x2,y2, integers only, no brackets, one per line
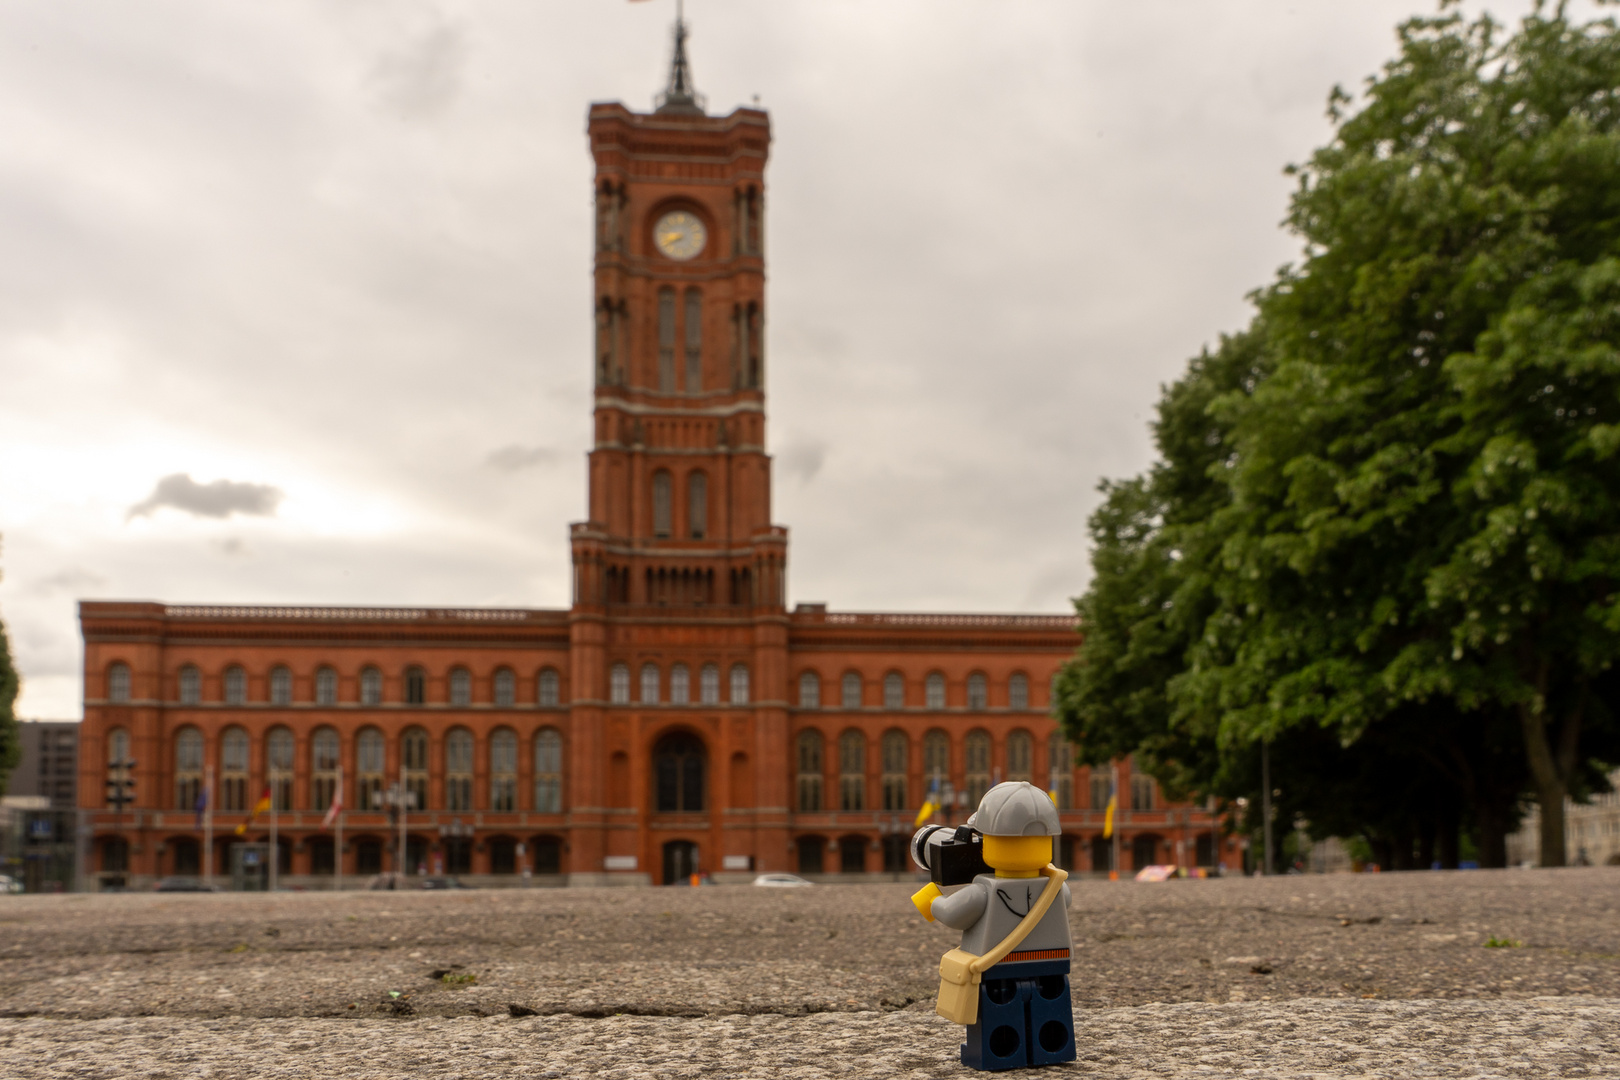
981,834,1052,873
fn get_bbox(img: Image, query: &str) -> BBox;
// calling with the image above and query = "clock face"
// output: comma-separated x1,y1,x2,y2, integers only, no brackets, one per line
653,210,707,261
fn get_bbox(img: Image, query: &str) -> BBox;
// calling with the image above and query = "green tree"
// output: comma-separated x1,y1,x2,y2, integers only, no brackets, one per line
1061,3,1620,867
0,616,19,799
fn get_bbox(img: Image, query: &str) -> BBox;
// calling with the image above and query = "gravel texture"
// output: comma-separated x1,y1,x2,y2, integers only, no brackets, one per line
2,868,1617,1076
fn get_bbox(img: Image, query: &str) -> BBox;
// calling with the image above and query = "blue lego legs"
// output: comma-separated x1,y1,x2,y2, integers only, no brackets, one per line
959,965,1075,1071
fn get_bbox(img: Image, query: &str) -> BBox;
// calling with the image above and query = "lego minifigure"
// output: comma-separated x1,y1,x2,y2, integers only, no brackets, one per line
911,781,1075,1071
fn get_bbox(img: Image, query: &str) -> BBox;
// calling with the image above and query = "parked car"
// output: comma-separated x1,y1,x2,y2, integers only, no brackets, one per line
366,873,471,891
418,876,471,890
752,873,814,888
154,876,218,892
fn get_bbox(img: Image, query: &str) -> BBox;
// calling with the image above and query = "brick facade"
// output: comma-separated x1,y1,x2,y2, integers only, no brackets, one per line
78,89,1230,889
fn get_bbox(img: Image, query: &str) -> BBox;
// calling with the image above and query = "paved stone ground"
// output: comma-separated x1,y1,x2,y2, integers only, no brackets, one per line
2,868,1618,1076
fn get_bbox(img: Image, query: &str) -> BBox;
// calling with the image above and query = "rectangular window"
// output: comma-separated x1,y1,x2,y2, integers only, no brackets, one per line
658,288,676,392
684,289,702,391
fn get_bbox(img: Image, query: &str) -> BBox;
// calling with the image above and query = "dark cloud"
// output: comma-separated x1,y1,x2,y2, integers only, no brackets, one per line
126,474,283,521
486,444,558,471
370,19,468,120
778,438,828,485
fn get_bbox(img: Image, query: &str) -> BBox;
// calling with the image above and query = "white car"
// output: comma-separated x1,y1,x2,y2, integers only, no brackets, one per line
751,873,814,888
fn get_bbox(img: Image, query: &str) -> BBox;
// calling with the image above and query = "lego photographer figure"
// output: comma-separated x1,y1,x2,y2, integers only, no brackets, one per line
910,781,1075,1071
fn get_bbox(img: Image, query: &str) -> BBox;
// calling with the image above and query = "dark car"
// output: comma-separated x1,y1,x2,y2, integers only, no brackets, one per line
154,876,218,893
366,873,472,891
418,876,471,890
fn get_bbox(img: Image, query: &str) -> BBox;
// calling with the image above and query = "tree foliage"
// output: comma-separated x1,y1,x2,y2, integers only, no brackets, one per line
0,616,19,799
1059,3,1620,867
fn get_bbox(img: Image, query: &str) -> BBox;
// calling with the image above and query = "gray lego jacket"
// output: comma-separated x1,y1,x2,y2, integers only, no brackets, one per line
929,873,1073,958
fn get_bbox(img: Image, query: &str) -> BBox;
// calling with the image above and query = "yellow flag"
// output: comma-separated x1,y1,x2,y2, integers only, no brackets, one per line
234,785,273,836
913,801,938,828
1102,794,1116,838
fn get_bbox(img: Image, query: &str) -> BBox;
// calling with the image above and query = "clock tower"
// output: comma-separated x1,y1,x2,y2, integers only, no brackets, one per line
567,18,791,878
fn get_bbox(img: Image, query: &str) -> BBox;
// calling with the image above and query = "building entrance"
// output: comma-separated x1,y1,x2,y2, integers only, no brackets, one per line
662,840,699,885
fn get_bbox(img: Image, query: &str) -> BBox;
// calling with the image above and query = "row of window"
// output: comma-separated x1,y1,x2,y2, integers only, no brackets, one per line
610,662,749,704
103,662,562,708
795,670,1040,711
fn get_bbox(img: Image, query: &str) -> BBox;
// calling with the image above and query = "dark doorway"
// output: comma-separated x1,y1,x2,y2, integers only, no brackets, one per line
882,834,909,873
1057,835,1075,872
839,836,867,874
102,836,129,874
1195,833,1216,868
489,836,516,875
171,836,200,876
531,836,562,876
406,834,430,875
445,838,472,875
797,836,824,875
1131,834,1160,870
308,836,335,875
654,733,706,812
662,840,699,884
1090,835,1113,873
355,837,383,876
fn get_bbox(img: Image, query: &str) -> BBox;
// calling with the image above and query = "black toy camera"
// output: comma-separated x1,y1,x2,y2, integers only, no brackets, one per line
911,824,992,887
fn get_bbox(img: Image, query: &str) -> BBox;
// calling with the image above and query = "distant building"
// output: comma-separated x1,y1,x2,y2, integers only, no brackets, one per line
1506,769,1620,867
75,25,1230,890
1,720,81,892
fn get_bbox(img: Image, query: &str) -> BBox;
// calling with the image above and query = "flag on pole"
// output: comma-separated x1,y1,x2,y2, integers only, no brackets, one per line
1102,794,1117,839
235,784,272,836
194,785,209,829
322,781,343,831
913,800,938,828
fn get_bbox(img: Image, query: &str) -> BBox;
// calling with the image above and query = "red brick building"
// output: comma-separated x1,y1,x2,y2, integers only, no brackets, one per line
78,36,1230,888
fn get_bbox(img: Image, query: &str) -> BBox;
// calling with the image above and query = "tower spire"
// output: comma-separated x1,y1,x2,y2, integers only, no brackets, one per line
655,1,705,116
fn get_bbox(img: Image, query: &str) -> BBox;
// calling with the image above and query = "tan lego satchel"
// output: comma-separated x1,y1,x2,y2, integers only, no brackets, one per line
935,863,1069,1025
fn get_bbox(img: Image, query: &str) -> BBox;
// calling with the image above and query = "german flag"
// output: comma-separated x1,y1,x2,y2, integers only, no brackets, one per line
234,784,272,836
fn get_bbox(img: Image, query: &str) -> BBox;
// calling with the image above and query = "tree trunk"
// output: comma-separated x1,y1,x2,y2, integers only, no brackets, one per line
1437,801,1460,870
1519,703,1571,868
1417,818,1436,871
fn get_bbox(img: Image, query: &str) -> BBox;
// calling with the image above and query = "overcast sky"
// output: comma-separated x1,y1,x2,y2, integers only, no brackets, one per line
0,0,1583,719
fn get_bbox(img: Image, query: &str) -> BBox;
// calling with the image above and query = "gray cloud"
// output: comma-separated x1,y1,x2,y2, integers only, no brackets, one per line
26,568,107,595
486,444,558,471
778,437,828,485
370,20,468,120
126,474,284,521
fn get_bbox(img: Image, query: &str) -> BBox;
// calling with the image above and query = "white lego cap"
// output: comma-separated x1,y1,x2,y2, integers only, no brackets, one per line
973,781,1061,837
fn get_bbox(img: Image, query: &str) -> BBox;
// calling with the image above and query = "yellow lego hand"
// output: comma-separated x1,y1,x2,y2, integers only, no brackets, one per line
910,881,942,922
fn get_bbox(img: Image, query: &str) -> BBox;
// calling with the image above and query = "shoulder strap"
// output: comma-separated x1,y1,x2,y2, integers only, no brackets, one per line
969,863,1068,975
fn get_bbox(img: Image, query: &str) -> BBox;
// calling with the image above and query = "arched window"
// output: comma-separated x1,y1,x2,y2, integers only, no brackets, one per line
1008,672,1030,712
966,672,987,711
925,672,946,711
652,470,673,538
699,663,720,704
1089,769,1112,812
360,667,382,706
220,728,249,810
269,666,292,706
640,663,661,704
881,730,908,811
405,666,426,706
494,667,516,707
107,662,132,703
315,666,338,706
841,672,862,710
1131,774,1156,811
688,471,707,539
538,668,560,707
922,729,949,795
533,728,563,813
610,663,631,704
490,729,517,811
798,671,821,710
1050,671,1061,711
178,665,201,705
1006,729,1033,783
795,730,824,811
657,286,677,392
402,727,429,811
684,287,703,392
654,732,705,812
964,730,991,807
670,663,691,705
312,727,340,811
446,729,474,811
729,664,750,704
1048,732,1074,809
883,672,905,710
449,668,472,707
839,730,866,811
223,665,246,705
357,728,385,810
267,727,294,810
175,728,203,811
